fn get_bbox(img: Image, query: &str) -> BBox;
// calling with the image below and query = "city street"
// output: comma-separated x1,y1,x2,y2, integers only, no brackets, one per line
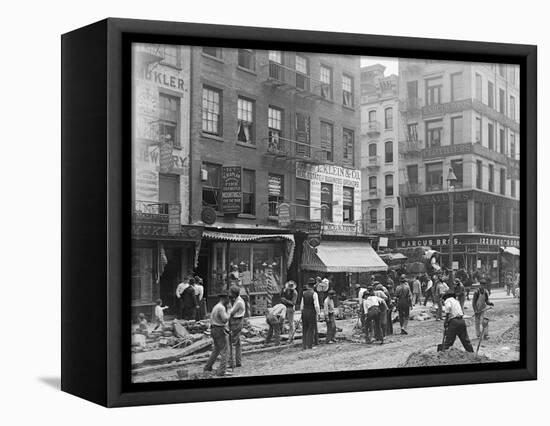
133,289,519,382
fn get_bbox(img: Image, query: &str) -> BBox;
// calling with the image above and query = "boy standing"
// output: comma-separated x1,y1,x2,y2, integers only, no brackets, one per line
153,299,169,331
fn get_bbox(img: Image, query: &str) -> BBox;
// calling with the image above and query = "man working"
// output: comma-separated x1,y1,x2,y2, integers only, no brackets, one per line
394,275,412,335
412,275,422,305
194,275,205,320
433,275,449,321
204,291,231,376
181,277,199,320
453,278,466,311
324,289,337,343
300,278,320,350
423,273,434,306
228,285,245,368
280,280,298,343
363,287,387,344
472,279,494,339
265,303,287,345
357,282,368,302
175,278,189,319
374,282,390,337
442,291,474,352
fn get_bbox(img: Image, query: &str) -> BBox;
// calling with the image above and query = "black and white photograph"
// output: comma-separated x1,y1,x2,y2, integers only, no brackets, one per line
130,43,521,383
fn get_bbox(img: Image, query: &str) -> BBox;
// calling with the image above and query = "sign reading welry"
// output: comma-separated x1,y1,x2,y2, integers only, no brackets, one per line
221,166,242,214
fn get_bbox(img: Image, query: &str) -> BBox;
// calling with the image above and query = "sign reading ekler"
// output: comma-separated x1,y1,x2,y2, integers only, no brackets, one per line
296,162,361,188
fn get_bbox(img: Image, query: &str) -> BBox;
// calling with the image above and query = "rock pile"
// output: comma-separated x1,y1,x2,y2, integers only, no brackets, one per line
400,347,495,368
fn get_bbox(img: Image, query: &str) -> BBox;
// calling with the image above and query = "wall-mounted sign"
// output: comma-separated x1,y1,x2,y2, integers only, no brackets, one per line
397,234,519,249
278,203,291,227
293,220,322,233
135,170,158,201
296,162,361,188
321,222,362,236
159,142,174,174
201,207,217,225
452,261,459,270
167,203,182,234
379,237,388,247
221,166,242,214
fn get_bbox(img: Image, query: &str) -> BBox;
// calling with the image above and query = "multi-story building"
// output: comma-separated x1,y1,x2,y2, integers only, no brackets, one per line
360,64,400,238
397,59,520,282
131,44,368,316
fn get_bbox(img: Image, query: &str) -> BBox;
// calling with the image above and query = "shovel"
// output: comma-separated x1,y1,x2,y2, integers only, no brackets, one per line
475,317,490,356
437,324,447,351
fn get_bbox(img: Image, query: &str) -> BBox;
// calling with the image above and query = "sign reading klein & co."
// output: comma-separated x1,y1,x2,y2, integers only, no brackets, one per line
221,166,242,214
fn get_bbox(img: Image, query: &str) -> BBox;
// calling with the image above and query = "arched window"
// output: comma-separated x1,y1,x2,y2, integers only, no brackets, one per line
384,141,393,163
368,143,377,157
368,110,377,123
368,176,377,190
384,107,393,129
385,174,394,196
385,207,394,230
369,209,378,225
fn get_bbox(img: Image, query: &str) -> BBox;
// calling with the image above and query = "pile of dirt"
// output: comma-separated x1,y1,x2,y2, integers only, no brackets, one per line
400,347,495,367
497,323,519,344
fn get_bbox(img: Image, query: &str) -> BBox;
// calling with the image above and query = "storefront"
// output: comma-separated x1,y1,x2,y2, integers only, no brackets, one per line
198,230,295,315
131,212,203,319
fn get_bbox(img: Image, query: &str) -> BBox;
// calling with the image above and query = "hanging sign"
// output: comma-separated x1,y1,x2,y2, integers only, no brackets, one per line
278,203,291,227
167,203,182,234
159,142,174,174
221,166,242,214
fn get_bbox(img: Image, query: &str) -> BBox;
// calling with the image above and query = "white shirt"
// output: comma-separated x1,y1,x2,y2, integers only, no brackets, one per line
195,284,204,301
363,295,384,312
300,290,321,316
176,282,188,298
444,297,464,319
358,288,367,301
154,305,164,321
268,303,287,319
426,279,433,291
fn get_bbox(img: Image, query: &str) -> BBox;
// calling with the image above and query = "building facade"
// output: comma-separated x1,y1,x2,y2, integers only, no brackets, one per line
397,59,520,282
360,64,400,239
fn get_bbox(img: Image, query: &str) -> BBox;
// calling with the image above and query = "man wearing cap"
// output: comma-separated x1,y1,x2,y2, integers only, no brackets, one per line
433,275,449,321
300,278,320,350
175,278,189,319
194,275,205,320
472,279,494,339
280,280,298,342
423,273,434,306
363,287,387,344
204,292,231,376
228,286,245,368
453,278,466,311
182,278,199,320
394,275,412,335
412,275,422,306
265,303,287,345
442,292,474,352
374,282,390,337
323,289,337,343
357,282,368,302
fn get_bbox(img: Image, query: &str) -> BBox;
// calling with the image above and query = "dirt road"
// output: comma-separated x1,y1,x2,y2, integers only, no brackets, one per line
133,289,520,383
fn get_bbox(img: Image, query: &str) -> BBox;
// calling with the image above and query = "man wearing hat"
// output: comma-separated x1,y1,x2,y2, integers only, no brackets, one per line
323,289,337,343
182,277,199,320
453,277,466,311
204,291,231,376
265,302,287,345
472,279,494,339
280,280,298,342
300,278,320,350
433,274,449,321
362,286,387,344
394,275,412,335
442,291,474,352
228,286,245,368
374,282,390,336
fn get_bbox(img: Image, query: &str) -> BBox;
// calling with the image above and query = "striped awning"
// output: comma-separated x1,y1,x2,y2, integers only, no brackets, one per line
501,246,520,256
380,252,408,262
301,240,388,273
202,231,295,267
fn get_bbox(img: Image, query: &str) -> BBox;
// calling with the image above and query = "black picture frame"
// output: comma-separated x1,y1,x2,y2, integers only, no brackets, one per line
61,18,537,407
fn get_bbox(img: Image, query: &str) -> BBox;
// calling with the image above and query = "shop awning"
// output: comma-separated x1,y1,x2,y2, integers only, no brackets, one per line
501,246,520,256
380,252,408,262
202,230,295,267
301,241,388,273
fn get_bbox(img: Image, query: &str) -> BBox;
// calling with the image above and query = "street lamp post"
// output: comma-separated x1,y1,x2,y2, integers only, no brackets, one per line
446,167,457,283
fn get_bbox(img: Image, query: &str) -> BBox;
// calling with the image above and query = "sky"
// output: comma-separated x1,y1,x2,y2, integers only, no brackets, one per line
361,56,399,75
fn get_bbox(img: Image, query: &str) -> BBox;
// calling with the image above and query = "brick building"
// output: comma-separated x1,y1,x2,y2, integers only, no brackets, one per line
360,64,400,238
397,59,520,282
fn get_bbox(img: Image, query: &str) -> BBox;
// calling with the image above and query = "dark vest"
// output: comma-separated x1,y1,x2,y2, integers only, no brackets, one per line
302,289,315,311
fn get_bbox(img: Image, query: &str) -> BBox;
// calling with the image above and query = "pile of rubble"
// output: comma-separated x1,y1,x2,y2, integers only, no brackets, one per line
400,347,495,368
337,299,361,319
497,323,519,344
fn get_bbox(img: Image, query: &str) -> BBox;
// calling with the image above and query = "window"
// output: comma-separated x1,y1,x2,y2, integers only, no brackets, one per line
426,162,443,192
342,74,354,107
202,163,222,211
269,50,282,63
475,116,482,143
320,121,334,161
426,119,443,147
295,113,311,157
385,174,394,196
268,50,283,80
159,173,180,213
511,179,516,197
343,187,354,223
320,183,333,221
385,207,394,231
499,88,506,114
451,72,463,101
510,133,516,158
368,143,377,157
450,159,463,188
453,202,468,233
476,160,483,189
488,80,494,108
475,73,482,101
425,77,442,105
132,248,153,303
368,110,377,123
266,107,283,155
483,203,493,233
474,201,483,232
295,55,309,90
202,47,221,59
159,93,180,147
159,45,180,67
407,80,419,105
268,174,284,216
384,141,393,163
369,209,378,225
295,178,310,220
238,49,255,71
451,116,463,144
369,176,377,190
420,204,434,234
384,107,393,129
320,65,333,100
343,129,355,164
202,86,221,136
498,64,506,77
408,123,419,142
435,204,449,234
500,168,506,195
237,97,255,144
242,169,255,214
510,95,516,120
499,128,506,154
407,165,418,184
489,164,494,192
488,122,494,150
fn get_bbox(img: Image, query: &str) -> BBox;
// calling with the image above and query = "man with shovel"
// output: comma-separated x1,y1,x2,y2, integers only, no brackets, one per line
442,291,474,352
472,279,495,339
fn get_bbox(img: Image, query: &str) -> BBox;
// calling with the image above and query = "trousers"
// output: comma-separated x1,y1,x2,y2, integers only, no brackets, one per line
397,302,410,330
474,312,489,338
266,313,282,345
302,309,316,349
286,307,295,342
229,317,243,367
365,306,382,342
325,313,336,342
443,317,473,352
204,326,228,375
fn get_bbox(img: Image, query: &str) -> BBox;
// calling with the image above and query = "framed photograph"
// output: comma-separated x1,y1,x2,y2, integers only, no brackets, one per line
61,18,536,407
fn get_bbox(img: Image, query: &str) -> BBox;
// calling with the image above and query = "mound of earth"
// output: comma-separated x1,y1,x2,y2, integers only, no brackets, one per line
497,323,519,344
400,347,495,368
